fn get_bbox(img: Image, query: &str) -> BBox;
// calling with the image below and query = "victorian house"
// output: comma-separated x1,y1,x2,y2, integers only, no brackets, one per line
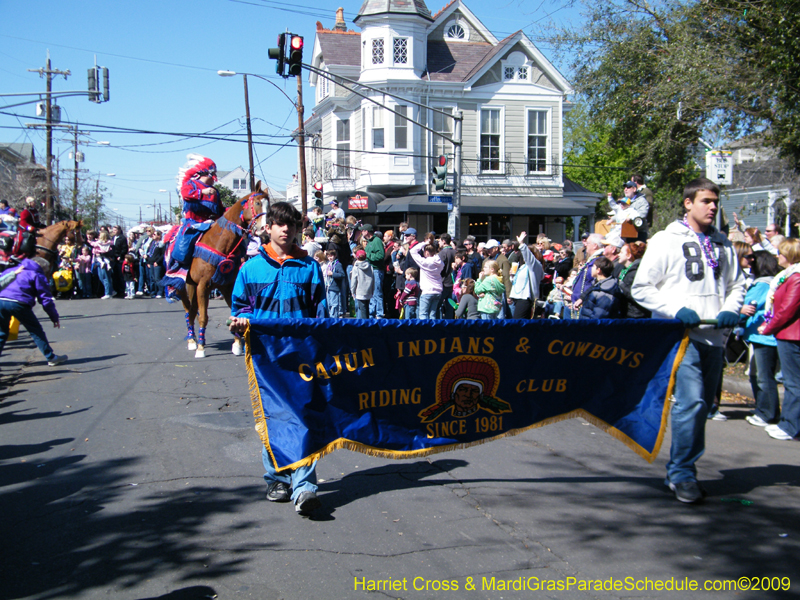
288,0,599,242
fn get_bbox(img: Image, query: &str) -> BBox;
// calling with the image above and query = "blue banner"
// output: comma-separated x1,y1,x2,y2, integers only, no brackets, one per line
244,319,689,471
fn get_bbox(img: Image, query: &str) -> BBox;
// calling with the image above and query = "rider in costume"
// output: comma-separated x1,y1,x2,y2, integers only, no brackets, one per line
179,155,224,224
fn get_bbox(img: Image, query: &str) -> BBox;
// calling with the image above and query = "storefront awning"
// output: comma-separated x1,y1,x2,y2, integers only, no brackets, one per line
376,195,592,216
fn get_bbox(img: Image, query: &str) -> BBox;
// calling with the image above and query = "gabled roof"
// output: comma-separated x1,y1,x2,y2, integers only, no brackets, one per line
0,143,36,164
354,0,433,22
426,40,492,82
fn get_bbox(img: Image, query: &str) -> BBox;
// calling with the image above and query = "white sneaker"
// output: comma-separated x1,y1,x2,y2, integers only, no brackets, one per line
746,414,769,427
767,426,794,441
135,291,144,296
101,295,111,300
48,354,68,366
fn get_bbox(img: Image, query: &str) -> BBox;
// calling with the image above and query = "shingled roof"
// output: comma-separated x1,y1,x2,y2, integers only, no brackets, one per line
354,0,433,22
317,30,361,68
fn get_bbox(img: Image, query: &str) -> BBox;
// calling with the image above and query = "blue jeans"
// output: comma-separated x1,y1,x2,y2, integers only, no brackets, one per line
79,272,93,298
355,299,369,319
750,342,780,422
775,340,800,437
404,304,417,319
369,268,384,318
97,267,113,296
480,311,499,320
0,299,56,361
666,340,724,484
138,261,147,293
418,293,439,320
262,447,317,503
327,289,341,318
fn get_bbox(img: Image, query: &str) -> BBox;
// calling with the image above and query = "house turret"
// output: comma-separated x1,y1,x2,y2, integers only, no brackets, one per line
354,0,432,82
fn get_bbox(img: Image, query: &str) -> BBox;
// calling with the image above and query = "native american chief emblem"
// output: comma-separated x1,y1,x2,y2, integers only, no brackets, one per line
418,355,511,423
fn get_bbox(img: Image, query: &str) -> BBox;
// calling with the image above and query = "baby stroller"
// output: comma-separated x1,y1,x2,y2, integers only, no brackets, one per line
53,267,75,299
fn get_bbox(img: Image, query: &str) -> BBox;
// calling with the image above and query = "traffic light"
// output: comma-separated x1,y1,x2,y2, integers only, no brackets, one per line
313,181,324,208
101,67,110,102
268,33,287,78
87,68,98,102
432,155,448,191
287,35,304,77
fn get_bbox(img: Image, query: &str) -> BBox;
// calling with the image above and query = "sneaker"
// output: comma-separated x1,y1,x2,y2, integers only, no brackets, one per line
767,426,794,441
668,480,706,504
156,294,162,298
294,491,321,515
711,411,728,421
47,354,68,367
101,295,111,300
265,481,290,503
746,414,769,427
135,291,144,296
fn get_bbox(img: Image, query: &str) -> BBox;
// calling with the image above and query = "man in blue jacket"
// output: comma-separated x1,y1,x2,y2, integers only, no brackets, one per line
229,201,328,516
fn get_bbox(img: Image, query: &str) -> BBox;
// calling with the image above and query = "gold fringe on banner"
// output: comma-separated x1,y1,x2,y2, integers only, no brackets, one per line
245,327,692,472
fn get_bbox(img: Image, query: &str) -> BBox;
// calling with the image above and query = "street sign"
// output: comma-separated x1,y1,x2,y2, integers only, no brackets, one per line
705,150,733,186
447,210,456,237
428,195,453,203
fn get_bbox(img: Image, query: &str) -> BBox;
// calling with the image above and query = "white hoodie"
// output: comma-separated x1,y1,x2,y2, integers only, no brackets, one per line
632,221,746,346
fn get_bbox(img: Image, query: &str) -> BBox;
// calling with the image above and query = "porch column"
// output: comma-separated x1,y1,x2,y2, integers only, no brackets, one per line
571,216,581,242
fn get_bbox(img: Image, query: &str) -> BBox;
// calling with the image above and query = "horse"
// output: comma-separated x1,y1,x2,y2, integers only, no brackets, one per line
0,220,83,275
177,183,267,358
35,220,84,274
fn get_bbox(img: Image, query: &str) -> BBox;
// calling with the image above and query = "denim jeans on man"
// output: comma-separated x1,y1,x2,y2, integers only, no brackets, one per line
750,342,780,422
404,304,417,319
0,300,56,361
666,339,724,485
261,447,317,503
355,299,369,319
369,268,384,318
418,293,438,319
775,340,800,437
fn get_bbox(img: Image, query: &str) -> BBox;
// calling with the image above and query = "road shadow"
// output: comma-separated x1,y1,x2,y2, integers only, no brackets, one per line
0,452,266,599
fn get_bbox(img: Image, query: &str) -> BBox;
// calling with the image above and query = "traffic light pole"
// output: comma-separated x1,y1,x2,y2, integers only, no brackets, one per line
452,111,463,242
296,74,308,216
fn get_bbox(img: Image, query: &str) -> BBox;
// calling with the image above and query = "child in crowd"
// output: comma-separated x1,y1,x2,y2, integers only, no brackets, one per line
576,256,621,319
350,248,374,319
322,248,346,318
475,260,504,320
76,246,93,298
398,267,421,319
455,278,479,320
122,253,137,299
545,276,567,319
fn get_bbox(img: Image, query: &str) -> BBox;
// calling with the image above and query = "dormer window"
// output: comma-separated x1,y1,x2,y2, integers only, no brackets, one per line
372,38,384,65
444,19,469,42
393,38,408,64
502,51,531,83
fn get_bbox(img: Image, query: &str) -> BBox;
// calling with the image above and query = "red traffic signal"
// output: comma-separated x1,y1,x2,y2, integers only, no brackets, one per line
438,154,447,167
288,34,304,77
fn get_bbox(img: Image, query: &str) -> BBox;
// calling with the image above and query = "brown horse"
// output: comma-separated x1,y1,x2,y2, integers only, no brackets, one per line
179,183,267,358
35,220,84,274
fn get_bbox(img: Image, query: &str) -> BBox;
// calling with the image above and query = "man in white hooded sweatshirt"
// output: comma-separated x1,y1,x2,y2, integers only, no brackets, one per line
632,177,746,504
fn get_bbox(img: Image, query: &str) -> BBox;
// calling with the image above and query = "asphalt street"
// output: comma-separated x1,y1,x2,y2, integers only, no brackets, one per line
0,296,798,600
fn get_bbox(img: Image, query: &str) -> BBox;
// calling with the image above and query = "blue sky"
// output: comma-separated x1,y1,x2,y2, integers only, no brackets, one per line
0,0,579,226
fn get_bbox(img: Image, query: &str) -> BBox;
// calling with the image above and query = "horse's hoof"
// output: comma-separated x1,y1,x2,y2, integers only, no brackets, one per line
232,341,243,356
195,348,206,359
187,340,197,351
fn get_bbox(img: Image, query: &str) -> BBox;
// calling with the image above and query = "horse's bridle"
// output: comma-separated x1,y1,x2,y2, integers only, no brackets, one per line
242,191,268,235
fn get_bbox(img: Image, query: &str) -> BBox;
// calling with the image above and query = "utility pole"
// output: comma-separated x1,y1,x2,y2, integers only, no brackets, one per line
72,128,80,220
243,75,256,192
296,74,308,215
28,51,70,226
94,178,100,230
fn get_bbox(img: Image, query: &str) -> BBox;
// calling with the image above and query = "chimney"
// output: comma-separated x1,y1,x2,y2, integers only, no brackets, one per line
334,7,346,31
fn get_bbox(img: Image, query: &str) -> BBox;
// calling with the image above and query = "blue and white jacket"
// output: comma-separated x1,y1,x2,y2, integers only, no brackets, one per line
231,243,328,320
